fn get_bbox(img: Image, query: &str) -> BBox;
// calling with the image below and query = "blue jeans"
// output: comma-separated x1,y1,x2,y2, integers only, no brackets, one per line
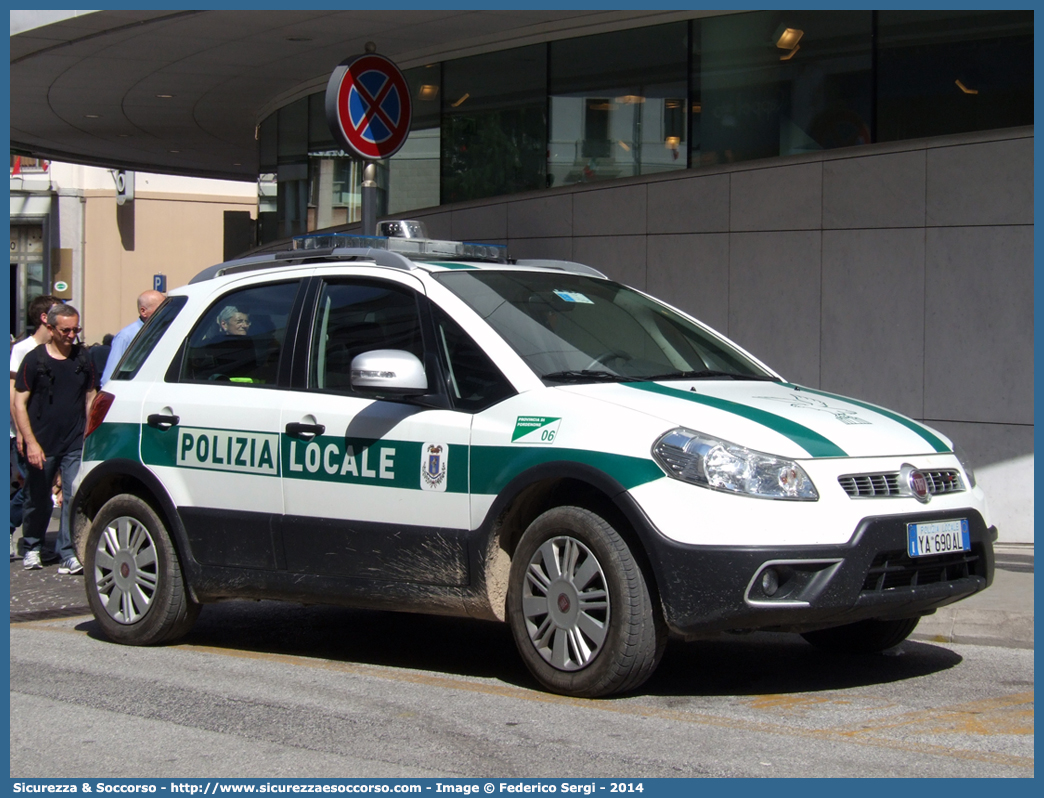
20,447,81,562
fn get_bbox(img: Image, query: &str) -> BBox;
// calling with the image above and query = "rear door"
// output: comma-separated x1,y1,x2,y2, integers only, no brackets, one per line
139,279,302,570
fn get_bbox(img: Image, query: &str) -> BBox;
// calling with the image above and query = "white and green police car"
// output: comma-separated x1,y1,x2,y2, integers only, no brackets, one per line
72,227,995,697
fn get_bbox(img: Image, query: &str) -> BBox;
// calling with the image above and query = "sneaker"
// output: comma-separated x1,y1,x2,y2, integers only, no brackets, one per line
58,556,83,576
23,550,42,570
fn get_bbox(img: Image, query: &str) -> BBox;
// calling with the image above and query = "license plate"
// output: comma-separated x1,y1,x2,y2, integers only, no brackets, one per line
907,519,970,558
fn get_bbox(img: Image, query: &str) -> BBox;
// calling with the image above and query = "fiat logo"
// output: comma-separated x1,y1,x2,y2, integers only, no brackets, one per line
908,469,930,503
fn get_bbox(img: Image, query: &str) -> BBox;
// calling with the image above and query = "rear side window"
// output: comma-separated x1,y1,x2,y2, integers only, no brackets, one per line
109,296,187,382
179,281,300,386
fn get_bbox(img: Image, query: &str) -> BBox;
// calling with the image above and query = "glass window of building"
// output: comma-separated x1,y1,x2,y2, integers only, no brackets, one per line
388,64,442,215
441,45,547,204
876,10,1033,142
549,23,688,187
692,11,872,167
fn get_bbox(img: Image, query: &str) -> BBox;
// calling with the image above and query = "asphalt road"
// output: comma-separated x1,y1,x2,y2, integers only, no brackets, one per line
9,601,1033,779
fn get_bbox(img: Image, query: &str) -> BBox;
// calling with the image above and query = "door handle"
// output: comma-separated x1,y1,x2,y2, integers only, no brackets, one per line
146,413,179,431
285,422,325,439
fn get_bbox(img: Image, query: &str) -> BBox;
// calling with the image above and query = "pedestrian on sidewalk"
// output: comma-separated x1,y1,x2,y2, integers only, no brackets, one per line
100,289,165,387
9,294,63,560
12,303,96,574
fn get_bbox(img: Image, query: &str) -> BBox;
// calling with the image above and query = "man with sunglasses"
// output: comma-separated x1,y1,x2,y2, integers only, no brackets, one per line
10,294,62,560
12,303,96,573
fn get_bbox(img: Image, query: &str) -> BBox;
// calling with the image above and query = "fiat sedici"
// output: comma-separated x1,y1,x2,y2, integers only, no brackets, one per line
72,225,995,697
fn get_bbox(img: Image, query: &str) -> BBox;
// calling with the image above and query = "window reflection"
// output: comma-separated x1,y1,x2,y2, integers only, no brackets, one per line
693,11,872,167
877,10,1033,141
441,46,547,203
549,24,688,187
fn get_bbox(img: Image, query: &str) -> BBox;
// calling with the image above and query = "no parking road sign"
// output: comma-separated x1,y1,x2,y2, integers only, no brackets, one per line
325,52,412,160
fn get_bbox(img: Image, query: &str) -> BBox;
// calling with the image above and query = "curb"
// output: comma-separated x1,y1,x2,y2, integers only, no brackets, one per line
912,609,1035,650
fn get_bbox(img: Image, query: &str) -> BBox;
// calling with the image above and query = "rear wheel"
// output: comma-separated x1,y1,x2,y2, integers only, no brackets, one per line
84,494,200,645
507,506,666,697
801,617,920,654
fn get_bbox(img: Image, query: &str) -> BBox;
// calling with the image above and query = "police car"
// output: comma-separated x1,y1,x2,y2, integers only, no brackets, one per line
72,223,995,698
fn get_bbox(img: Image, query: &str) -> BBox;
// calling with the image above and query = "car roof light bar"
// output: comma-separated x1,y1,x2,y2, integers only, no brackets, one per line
293,232,508,263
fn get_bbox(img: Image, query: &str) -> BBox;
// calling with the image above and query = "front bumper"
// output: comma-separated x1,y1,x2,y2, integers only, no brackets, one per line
641,507,995,637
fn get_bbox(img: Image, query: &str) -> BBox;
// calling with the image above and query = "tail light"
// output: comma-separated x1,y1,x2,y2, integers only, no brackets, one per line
85,391,115,438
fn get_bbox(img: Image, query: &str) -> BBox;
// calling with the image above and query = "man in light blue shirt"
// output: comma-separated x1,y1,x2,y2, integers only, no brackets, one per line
100,289,165,386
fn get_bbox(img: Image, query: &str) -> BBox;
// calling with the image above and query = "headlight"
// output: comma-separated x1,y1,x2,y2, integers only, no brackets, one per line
953,443,977,488
652,428,818,501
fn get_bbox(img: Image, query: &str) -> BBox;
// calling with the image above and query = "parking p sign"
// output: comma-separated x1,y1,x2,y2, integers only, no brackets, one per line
154,274,166,293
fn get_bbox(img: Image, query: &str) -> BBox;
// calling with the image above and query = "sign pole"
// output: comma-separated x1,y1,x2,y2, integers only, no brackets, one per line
324,42,412,238
361,162,377,237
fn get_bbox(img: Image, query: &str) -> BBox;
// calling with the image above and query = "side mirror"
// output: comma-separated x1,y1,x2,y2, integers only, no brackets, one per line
350,349,428,396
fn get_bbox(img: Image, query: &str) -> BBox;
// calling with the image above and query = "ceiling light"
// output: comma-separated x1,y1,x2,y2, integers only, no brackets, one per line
451,93,470,108
617,140,631,152
775,27,803,50
156,94,174,99
665,136,681,150
779,45,800,61
418,84,439,101
85,114,101,119
616,95,646,104
955,79,979,95
168,149,180,154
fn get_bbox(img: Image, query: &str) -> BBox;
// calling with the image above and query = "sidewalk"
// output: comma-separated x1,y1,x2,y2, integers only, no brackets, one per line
911,542,1034,649
8,526,1034,648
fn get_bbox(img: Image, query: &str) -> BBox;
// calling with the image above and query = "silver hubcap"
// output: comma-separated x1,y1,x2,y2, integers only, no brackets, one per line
94,516,158,624
522,536,609,671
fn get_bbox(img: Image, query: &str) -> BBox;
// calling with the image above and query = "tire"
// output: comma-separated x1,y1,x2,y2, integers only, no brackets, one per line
506,506,666,697
83,494,200,645
801,617,920,654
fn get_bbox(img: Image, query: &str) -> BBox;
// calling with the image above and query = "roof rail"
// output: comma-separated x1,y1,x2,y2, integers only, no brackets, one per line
188,246,416,284
512,259,607,279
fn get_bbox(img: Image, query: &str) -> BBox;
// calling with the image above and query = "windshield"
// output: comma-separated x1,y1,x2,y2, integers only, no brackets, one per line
435,271,776,384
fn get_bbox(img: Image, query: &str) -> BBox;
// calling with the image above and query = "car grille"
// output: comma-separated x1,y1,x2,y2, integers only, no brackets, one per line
861,548,981,592
838,469,964,498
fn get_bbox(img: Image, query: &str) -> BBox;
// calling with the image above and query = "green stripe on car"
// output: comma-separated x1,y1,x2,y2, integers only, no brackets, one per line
625,382,848,458
97,422,664,495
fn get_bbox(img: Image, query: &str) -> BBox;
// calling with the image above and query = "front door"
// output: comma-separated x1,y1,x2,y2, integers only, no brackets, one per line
279,274,473,585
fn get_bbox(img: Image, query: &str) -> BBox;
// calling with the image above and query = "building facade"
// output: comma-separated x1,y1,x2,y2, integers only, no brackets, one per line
10,161,257,344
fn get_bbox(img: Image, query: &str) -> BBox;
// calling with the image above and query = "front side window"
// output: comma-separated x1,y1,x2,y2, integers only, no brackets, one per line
431,306,515,411
436,271,774,384
309,280,425,392
179,281,299,386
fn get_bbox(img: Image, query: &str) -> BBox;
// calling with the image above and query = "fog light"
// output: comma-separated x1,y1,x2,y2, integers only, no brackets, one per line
761,569,779,597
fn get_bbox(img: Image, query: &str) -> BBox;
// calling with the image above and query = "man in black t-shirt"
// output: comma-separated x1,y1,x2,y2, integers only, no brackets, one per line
13,304,96,573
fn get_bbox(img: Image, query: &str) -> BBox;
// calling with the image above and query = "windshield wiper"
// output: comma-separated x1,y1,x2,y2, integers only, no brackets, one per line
643,369,780,382
542,370,639,383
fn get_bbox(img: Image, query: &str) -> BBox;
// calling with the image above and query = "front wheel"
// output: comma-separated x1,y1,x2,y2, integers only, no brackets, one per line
801,617,920,654
84,494,200,645
506,506,666,697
